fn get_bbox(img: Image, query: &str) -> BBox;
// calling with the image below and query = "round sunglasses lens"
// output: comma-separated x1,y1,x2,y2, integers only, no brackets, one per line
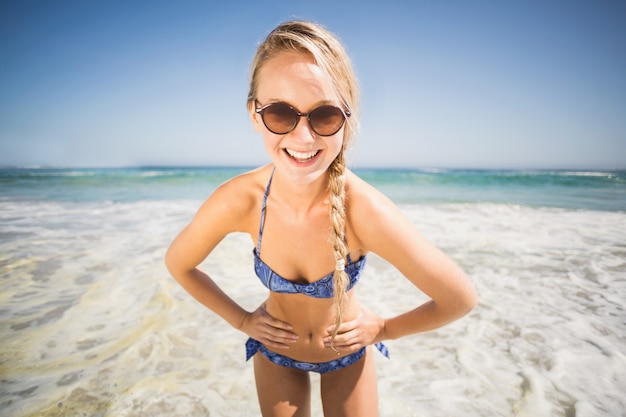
310,106,345,136
262,103,297,134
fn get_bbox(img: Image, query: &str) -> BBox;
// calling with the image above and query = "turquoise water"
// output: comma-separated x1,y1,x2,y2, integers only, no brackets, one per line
1,167,624,211
358,168,626,210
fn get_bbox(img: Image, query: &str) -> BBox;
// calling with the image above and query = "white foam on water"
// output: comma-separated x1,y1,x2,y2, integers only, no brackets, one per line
1,200,624,416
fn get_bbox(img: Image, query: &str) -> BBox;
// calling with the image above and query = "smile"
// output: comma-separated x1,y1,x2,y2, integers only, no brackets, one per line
284,149,320,161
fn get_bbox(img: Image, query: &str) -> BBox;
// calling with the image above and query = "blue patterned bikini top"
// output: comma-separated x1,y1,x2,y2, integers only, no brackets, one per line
253,170,367,298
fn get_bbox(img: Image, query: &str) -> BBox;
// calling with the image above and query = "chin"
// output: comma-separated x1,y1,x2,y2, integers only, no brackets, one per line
277,161,330,185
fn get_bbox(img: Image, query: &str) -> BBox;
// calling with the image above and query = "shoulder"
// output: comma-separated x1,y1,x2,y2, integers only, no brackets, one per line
193,165,273,234
345,169,401,221
344,169,415,253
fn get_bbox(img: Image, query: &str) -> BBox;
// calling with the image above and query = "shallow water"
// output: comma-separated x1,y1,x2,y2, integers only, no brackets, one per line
1,197,624,416
1,168,625,416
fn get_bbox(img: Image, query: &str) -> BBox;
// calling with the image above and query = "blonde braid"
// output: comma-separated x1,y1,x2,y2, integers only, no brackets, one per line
328,151,349,348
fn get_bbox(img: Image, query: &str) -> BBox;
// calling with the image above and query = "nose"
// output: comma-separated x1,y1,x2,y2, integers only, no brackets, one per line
289,115,316,142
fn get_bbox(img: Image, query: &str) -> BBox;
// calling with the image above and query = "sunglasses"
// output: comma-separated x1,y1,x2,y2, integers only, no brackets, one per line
254,100,350,137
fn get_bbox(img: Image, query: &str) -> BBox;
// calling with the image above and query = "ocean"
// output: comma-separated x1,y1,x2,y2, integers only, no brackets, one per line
1,167,625,416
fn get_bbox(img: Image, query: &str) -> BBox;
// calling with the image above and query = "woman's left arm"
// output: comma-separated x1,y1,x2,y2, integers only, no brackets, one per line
325,176,477,349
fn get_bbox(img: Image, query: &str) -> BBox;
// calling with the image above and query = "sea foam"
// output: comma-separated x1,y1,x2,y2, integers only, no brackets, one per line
1,197,624,416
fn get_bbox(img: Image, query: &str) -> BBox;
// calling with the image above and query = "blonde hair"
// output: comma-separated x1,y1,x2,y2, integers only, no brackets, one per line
247,21,360,346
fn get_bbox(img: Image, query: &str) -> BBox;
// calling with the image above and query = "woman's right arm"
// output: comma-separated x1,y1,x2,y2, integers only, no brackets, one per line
165,179,252,329
165,176,298,349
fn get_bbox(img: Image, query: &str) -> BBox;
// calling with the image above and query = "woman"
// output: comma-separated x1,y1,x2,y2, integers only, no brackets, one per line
165,20,477,417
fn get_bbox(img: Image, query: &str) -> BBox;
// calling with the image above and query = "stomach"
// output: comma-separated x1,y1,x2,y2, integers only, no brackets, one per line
264,291,363,363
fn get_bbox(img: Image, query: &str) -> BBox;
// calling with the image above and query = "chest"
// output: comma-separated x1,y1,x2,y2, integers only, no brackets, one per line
256,205,336,284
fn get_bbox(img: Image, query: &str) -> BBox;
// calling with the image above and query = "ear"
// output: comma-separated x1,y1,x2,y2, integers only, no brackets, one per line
248,101,263,133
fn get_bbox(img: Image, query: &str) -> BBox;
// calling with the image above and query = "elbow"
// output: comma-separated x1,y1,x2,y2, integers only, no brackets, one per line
164,246,181,279
440,273,477,320
164,244,198,285
164,247,173,273
456,282,478,318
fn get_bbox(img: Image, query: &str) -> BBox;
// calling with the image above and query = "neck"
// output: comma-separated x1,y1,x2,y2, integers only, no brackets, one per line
271,170,330,215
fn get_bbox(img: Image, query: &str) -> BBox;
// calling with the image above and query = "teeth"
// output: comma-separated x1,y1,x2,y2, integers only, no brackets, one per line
285,149,319,160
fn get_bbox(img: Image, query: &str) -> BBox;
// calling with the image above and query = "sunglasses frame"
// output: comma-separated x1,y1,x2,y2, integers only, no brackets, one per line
254,100,351,137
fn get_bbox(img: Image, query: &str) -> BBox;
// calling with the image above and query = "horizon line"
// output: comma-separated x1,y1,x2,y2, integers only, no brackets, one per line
1,164,625,172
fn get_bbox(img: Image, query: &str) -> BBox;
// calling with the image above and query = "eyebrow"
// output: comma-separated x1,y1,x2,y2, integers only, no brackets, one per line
260,98,338,111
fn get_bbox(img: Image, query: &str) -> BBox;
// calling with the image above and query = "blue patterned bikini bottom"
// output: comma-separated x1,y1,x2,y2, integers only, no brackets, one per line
245,338,389,374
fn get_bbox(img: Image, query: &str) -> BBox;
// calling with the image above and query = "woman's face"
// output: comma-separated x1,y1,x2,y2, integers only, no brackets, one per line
250,52,345,185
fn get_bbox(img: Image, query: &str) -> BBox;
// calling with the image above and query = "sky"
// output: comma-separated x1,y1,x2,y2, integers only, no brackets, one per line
0,0,625,170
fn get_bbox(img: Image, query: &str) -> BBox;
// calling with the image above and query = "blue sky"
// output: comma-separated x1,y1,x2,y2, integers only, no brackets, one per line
1,0,625,169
